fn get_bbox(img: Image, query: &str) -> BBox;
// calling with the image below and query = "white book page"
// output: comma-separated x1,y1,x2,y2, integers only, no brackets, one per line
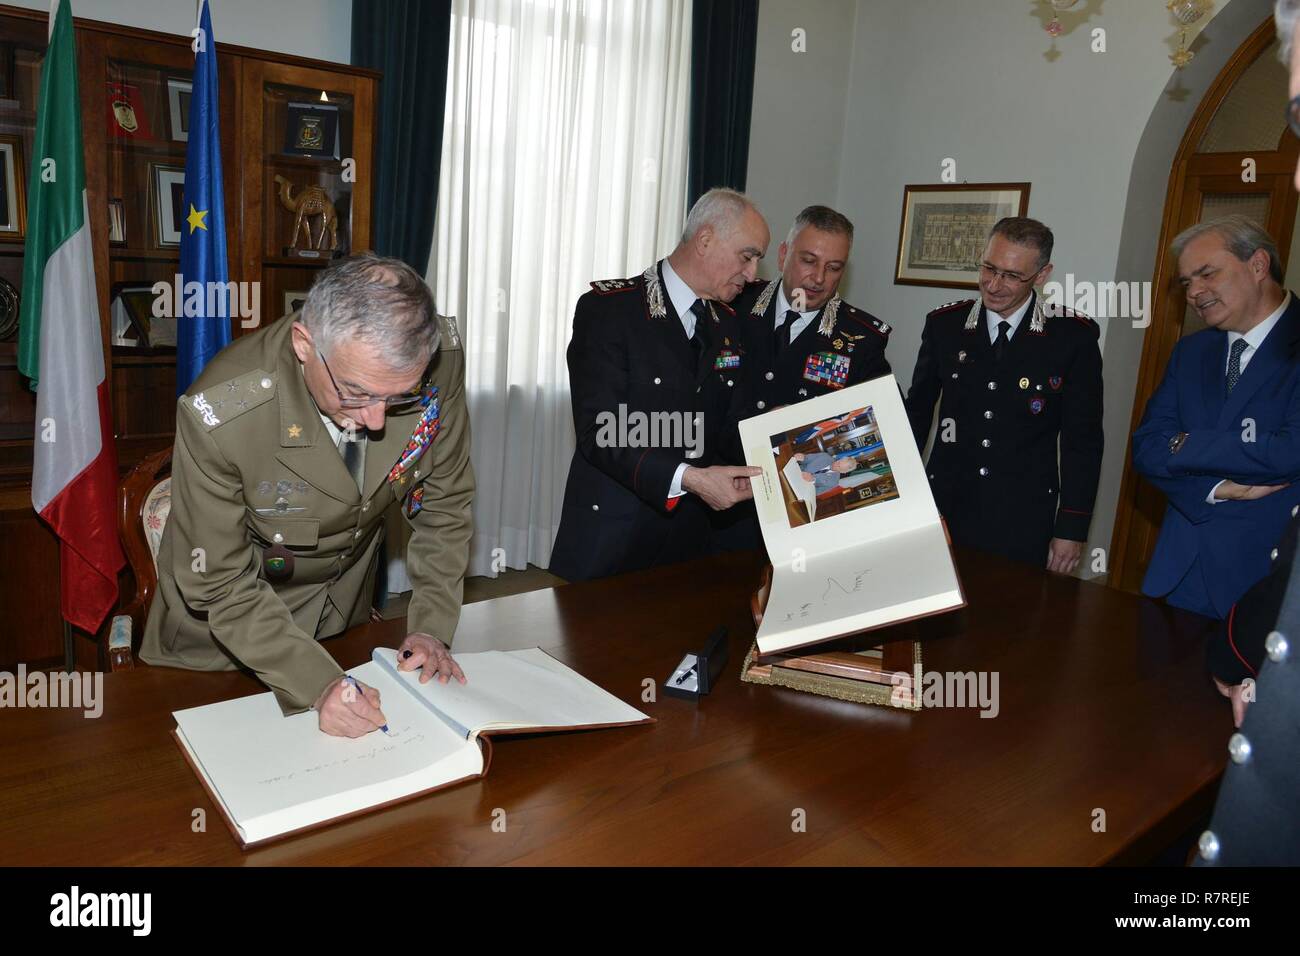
174,660,480,843
372,647,649,736
755,522,964,654
739,375,938,566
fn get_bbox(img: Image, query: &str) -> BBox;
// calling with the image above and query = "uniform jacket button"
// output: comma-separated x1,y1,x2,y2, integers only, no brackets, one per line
984,410,993,419
272,532,284,543
260,377,273,389
951,373,959,379
1292,504,1298,518
981,439,991,448
1265,631,1289,662
592,504,599,511
979,467,989,476
1197,831,1220,862
1227,733,1251,764
756,400,766,410
654,377,661,385
987,381,997,390
1272,548,1280,560
764,371,774,381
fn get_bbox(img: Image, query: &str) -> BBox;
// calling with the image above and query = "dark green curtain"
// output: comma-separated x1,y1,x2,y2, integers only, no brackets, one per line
686,0,760,210
351,0,453,272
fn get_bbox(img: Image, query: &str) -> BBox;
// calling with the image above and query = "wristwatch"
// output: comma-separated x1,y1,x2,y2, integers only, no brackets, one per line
1169,432,1189,455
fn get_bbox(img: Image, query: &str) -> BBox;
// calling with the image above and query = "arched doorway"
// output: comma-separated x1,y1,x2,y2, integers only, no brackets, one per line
1109,15,1300,593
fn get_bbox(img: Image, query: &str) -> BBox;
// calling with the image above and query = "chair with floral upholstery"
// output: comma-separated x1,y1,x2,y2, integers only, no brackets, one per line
116,447,172,670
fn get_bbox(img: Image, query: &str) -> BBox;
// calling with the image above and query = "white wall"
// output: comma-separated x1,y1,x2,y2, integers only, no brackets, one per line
747,0,1276,580
8,0,353,63
744,0,857,257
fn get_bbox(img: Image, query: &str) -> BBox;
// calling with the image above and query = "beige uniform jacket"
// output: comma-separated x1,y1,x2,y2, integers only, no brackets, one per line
140,313,474,714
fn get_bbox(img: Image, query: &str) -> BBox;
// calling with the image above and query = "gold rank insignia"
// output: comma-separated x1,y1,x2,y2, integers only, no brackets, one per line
833,338,844,349
287,423,302,438
1018,377,1029,390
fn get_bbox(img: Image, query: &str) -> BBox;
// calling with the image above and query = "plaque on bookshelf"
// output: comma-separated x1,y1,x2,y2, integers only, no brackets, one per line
106,81,153,138
150,163,185,247
167,78,192,143
274,175,338,256
283,101,339,159
0,134,25,239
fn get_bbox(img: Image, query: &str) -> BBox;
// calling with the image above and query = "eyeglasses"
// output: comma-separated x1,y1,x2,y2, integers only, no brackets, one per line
979,261,1040,285
1288,93,1300,139
316,349,431,410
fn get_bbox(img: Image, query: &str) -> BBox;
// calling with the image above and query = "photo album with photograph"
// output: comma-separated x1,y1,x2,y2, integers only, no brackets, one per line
740,376,965,656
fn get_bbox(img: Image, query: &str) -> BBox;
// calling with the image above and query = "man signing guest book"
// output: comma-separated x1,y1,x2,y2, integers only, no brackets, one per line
140,254,474,738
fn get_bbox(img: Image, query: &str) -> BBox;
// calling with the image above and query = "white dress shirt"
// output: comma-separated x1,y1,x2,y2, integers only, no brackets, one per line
985,295,1033,344
774,282,821,343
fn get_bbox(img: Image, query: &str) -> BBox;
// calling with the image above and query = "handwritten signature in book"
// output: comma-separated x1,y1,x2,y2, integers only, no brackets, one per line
255,729,426,786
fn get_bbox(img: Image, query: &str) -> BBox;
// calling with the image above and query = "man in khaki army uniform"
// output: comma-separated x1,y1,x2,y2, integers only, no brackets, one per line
141,254,474,737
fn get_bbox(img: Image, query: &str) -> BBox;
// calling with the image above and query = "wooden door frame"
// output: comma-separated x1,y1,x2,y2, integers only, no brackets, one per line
1110,15,1299,592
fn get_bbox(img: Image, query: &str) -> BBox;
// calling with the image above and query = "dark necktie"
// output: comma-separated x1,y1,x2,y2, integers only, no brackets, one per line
1226,338,1249,393
341,431,365,491
776,309,799,355
993,320,1011,363
689,298,711,364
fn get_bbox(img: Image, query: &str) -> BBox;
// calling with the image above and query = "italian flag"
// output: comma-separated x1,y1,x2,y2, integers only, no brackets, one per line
17,0,125,634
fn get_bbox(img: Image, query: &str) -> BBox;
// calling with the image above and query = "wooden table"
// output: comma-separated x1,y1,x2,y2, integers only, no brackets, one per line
0,550,1230,865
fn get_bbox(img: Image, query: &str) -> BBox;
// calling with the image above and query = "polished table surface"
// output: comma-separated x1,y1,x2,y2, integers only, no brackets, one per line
0,550,1230,865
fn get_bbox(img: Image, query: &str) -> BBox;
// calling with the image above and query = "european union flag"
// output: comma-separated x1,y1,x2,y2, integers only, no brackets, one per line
177,0,230,394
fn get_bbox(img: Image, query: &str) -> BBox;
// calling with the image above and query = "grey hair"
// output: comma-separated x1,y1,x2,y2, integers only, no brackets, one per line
302,252,439,370
681,187,759,244
1171,215,1284,284
785,204,855,250
1278,0,1300,64
988,217,1054,271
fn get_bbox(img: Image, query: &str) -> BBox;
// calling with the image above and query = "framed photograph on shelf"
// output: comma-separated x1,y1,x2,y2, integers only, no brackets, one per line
894,183,1031,290
167,78,192,142
150,163,185,248
108,198,126,244
282,290,309,316
0,134,26,240
284,101,340,159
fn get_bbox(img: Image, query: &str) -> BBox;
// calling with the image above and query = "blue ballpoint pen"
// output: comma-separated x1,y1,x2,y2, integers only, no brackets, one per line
341,675,391,735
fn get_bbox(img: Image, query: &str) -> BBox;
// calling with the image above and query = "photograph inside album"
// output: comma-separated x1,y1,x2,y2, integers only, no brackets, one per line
739,375,966,660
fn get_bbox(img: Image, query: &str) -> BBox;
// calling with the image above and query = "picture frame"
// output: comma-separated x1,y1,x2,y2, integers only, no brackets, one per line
282,290,309,316
283,101,340,159
0,134,27,240
167,78,192,143
893,182,1031,290
106,80,153,139
108,198,126,245
149,163,185,248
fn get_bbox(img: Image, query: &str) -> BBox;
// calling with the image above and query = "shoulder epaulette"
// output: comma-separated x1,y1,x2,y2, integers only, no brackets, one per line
181,369,277,432
842,304,891,338
589,277,640,295
1044,301,1100,334
437,313,462,352
929,299,975,318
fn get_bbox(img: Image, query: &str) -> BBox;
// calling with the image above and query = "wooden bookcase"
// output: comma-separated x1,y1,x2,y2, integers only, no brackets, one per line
0,3,378,669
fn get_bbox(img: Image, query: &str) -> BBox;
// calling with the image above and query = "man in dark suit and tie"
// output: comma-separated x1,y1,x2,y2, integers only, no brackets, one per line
1133,215,1300,621
548,188,766,582
904,217,1104,573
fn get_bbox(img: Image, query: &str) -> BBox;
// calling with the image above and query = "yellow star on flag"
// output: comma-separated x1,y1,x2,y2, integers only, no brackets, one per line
186,203,209,234
287,424,302,439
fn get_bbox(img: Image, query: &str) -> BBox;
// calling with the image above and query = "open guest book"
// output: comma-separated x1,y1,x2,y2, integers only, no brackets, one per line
173,647,651,847
739,375,966,657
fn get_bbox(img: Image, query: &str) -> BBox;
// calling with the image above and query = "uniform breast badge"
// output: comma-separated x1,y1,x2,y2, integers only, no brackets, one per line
1049,376,1063,391
387,387,442,485
404,486,425,518
1019,377,1030,390
803,351,850,389
1029,397,1045,415
263,542,294,581
714,349,742,370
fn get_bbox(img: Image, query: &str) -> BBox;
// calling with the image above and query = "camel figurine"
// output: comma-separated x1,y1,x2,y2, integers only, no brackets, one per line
274,175,339,254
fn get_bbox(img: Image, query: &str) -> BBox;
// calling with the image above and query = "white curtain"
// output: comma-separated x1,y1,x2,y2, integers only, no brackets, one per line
426,0,693,578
